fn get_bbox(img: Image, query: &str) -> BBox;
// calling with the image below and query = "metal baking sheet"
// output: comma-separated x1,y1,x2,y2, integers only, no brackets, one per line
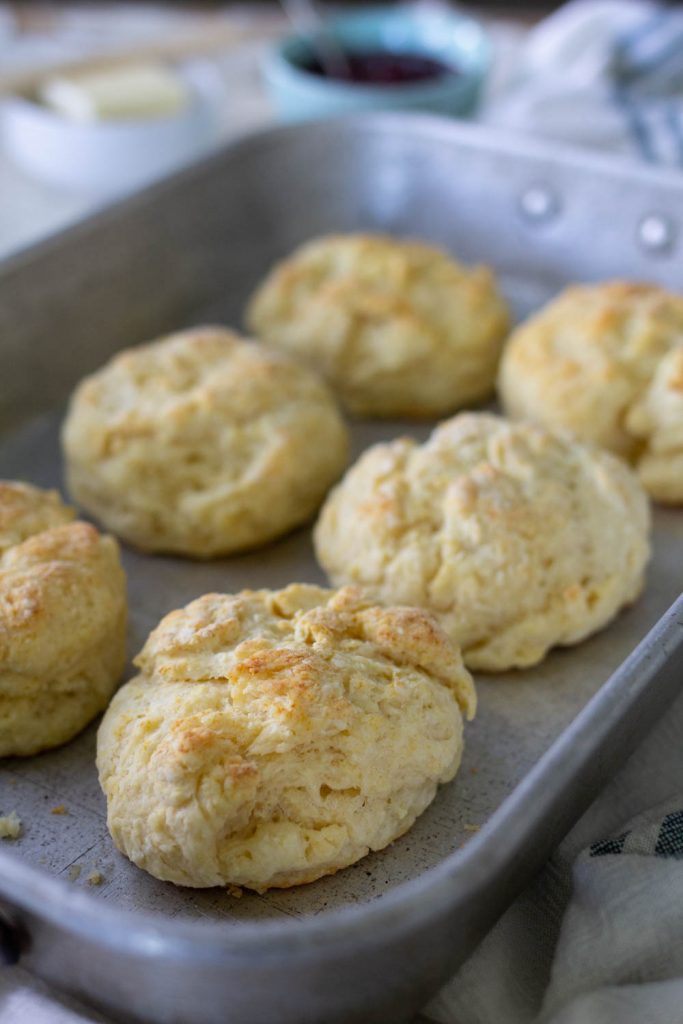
2,414,683,926
0,115,682,1024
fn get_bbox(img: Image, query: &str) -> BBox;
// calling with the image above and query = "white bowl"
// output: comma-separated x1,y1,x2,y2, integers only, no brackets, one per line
1,65,220,195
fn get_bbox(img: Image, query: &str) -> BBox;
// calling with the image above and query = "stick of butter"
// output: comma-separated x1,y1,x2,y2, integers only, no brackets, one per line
39,62,190,122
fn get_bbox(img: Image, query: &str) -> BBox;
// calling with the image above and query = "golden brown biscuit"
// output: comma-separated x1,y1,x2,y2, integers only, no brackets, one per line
61,327,349,557
314,413,651,671
626,347,683,504
246,234,509,418
0,482,127,756
97,584,475,892
498,281,683,501
0,480,74,552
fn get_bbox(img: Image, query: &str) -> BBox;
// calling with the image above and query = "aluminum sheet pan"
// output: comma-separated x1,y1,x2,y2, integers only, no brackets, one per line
0,115,681,1024
1,411,683,927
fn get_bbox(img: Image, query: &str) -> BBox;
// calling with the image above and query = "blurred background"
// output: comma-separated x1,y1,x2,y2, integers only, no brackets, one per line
0,1,680,256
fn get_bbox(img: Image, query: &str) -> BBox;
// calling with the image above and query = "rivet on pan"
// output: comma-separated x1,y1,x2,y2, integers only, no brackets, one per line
519,185,560,223
638,214,676,254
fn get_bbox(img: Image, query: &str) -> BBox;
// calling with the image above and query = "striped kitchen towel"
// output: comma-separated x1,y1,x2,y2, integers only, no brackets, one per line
612,7,683,164
425,788,683,1024
482,0,683,166
536,798,683,1024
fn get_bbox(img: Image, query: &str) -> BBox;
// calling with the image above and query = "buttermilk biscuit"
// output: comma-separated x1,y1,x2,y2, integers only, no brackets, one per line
97,584,475,892
0,482,127,757
314,414,651,672
626,347,683,504
499,281,683,503
246,234,510,418
62,327,349,557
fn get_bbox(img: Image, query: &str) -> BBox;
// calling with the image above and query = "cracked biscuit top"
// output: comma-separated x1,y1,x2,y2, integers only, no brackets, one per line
62,327,349,557
246,233,510,418
314,413,651,671
499,281,683,504
97,583,475,892
0,481,127,756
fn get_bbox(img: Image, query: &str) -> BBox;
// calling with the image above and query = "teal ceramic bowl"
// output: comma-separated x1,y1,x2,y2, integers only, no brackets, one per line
264,5,491,122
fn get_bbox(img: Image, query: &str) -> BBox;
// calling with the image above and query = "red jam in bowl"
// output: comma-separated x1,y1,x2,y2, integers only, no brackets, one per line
302,50,457,85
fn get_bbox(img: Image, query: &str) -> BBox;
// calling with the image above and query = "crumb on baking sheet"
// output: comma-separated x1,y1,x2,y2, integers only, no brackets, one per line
87,871,104,886
0,811,22,839
50,804,67,815
226,884,243,898
68,864,82,881
464,823,480,833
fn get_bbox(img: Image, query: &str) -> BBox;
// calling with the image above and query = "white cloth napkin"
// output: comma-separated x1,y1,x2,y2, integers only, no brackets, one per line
425,685,683,1024
483,0,683,165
